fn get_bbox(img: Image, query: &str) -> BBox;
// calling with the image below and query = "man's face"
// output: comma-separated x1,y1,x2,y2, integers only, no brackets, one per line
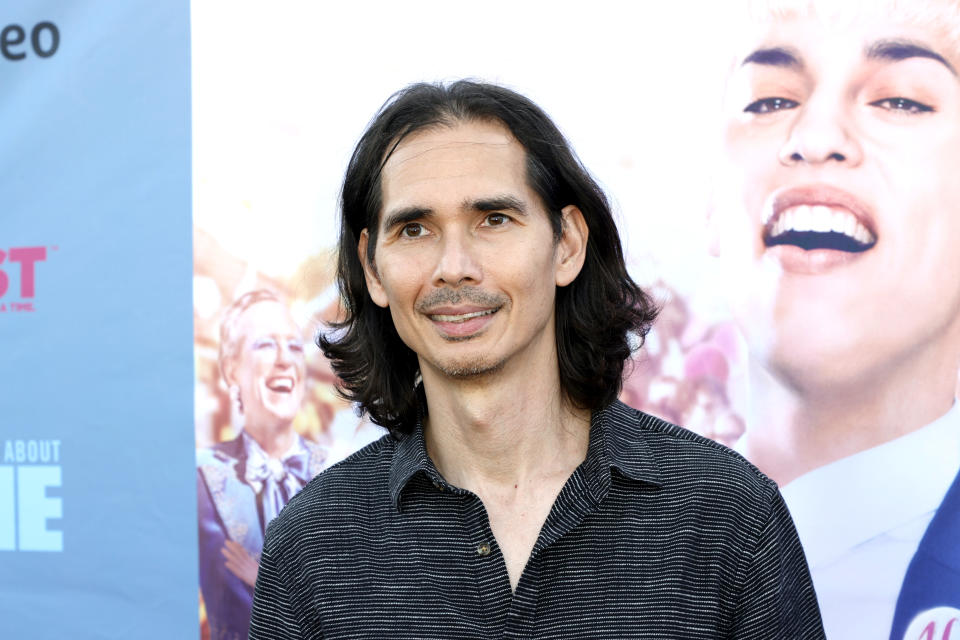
713,10,960,392
360,120,583,381
228,300,306,429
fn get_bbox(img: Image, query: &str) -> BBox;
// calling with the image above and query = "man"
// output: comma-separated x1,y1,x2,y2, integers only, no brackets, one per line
249,81,824,639
198,290,327,640
711,1,960,637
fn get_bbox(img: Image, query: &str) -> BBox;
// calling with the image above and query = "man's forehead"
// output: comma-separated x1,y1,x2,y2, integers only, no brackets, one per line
726,2,960,74
378,121,530,221
741,0,959,21
382,121,521,176
237,301,298,334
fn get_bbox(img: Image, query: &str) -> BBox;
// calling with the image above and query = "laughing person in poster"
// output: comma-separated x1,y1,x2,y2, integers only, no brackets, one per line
711,1,960,637
248,81,824,638
198,290,327,640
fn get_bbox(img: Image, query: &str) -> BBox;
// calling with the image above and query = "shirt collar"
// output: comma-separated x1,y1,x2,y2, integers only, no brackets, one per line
241,430,306,463
781,402,960,568
388,418,442,510
388,400,663,512
599,400,664,488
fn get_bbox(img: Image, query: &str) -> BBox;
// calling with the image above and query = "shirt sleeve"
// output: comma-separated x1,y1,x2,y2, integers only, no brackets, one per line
730,484,826,639
248,524,318,640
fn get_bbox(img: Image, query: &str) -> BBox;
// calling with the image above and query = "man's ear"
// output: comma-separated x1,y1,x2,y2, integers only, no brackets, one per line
358,229,389,308
222,357,238,390
555,205,589,287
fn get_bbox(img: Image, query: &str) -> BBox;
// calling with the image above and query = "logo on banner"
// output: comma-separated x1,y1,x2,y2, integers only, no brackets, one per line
0,246,51,312
1,22,59,61
904,607,960,640
0,439,63,551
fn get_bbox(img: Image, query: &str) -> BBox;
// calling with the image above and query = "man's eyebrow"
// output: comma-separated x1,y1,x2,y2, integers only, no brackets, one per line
381,206,432,230
866,39,957,75
741,47,803,70
466,195,527,215
380,196,527,230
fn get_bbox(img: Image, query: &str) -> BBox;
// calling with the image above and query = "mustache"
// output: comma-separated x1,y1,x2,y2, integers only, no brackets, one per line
415,286,509,312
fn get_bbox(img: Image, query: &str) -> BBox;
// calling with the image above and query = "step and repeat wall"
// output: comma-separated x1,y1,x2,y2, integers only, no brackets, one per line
0,1,195,639
5,1,960,639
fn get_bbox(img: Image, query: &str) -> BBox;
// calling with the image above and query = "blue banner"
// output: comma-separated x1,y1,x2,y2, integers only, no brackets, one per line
0,2,194,638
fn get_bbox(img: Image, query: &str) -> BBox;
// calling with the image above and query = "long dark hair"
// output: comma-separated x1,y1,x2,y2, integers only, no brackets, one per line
319,80,658,434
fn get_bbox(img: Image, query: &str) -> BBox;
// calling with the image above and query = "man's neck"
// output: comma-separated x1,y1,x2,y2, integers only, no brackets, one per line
420,359,592,593
244,420,296,459
421,365,590,494
741,352,959,486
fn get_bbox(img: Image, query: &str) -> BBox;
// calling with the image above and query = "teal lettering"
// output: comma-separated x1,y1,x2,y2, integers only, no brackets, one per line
2,440,60,464
17,466,62,552
0,466,13,550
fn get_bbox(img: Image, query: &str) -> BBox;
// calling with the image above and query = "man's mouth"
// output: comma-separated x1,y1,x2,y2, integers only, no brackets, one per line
765,204,877,252
424,304,503,339
265,376,295,393
416,288,510,339
762,182,880,256
427,308,499,323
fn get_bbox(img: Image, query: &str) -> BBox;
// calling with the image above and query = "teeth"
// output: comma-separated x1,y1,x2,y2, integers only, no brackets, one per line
830,209,846,234
266,377,294,392
810,205,833,233
853,224,873,244
770,205,876,245
842,213,856,237
431,308,496,323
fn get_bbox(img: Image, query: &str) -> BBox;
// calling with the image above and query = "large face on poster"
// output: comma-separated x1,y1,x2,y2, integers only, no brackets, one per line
711,2,960,637
192,1,960,639
715,5,960,408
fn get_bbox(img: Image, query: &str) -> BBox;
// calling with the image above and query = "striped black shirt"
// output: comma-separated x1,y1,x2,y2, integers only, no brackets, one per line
249,401,825,639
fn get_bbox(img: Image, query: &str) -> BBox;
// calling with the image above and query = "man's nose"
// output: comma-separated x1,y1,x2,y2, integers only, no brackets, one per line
432,231,482,287
778,93,864,167
275,341,297,365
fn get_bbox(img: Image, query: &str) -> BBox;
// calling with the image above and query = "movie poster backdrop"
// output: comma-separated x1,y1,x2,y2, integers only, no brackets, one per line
192,2,960,638
193,3,960,639
2,1,957,638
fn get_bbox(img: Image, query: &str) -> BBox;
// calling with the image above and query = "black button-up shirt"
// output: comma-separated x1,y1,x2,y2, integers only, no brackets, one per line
250,401,825,639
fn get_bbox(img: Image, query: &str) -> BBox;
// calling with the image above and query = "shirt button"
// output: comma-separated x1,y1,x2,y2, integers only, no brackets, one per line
476,543,491,556
432,481,444,491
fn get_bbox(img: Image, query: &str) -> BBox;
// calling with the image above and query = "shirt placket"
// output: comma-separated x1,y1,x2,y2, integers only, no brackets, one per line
459,489,515,637
455,466,602,639
512,467,603,639
504,555,539,638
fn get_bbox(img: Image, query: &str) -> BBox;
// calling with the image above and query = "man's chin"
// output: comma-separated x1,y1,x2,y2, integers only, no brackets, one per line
260,403,302,426
758,341,885,398
435,357,506,380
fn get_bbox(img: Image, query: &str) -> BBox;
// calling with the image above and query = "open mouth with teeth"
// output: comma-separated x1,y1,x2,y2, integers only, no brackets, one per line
764,204,877,253
265,376,295,393
428,308,499,323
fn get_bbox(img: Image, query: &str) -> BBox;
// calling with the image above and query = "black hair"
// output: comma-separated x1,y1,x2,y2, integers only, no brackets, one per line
319,80,658,434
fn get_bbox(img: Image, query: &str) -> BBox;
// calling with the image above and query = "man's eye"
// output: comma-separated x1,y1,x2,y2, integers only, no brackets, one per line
288,340,304,353
400,223,427,238
743,97,799,114
253,338,277,350
869,97,933,114
484,213,509,227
